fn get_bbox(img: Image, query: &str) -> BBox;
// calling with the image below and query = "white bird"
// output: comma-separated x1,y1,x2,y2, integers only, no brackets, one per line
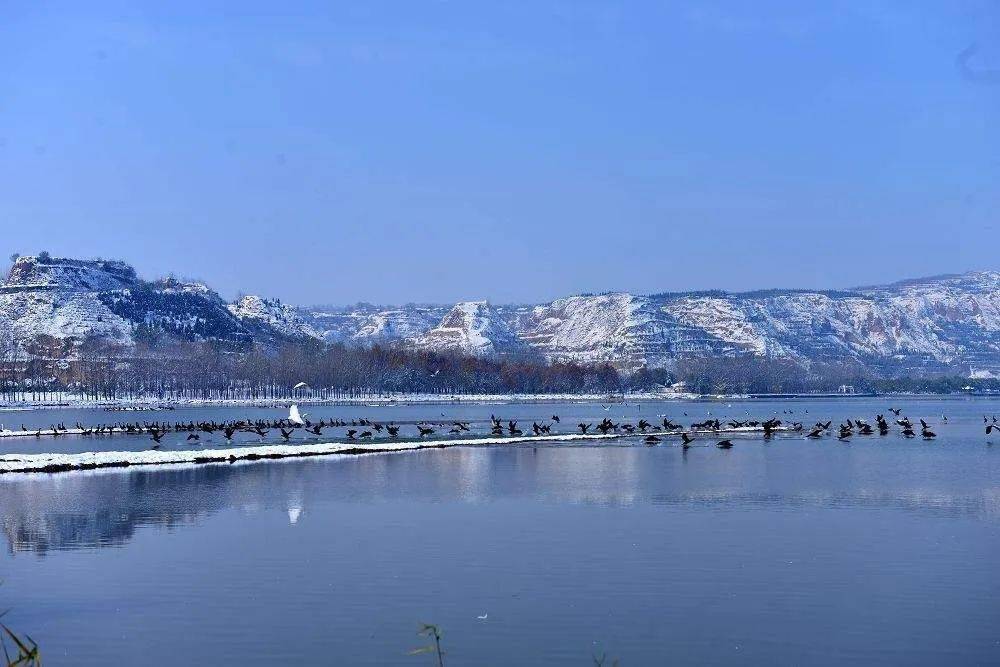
293,381,309,390
289,404,306,425
477,613,488,620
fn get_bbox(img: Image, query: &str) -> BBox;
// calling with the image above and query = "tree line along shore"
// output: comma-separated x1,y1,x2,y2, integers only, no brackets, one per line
0,336,995,403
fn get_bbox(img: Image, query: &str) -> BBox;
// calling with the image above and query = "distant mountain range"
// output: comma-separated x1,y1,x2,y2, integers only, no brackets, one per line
1,254,998,376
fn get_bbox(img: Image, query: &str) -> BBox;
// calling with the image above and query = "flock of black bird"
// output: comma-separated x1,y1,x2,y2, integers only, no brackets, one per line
4,408,998,451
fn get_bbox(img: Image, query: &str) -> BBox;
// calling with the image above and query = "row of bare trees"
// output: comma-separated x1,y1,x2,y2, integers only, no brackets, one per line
671,355,992,395
2,329,989,403
0,335,635,401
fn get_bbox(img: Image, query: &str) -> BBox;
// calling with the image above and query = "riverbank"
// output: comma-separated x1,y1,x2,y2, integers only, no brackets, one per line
0,391,700,411
0,389,994,412
2,391,996,412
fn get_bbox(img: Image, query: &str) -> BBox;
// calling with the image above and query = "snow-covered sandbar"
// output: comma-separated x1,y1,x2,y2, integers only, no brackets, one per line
0,422,797,475
0,433,627,474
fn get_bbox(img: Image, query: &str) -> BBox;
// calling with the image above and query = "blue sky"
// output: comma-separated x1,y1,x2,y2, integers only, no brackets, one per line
0,1,997,305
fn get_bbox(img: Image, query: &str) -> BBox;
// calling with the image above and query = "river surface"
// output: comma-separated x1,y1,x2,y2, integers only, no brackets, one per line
0,397,998,665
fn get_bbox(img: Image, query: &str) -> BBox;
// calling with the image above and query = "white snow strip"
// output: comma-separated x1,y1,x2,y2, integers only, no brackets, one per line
0,426,793,475
0,433,622,474
1,428,91,438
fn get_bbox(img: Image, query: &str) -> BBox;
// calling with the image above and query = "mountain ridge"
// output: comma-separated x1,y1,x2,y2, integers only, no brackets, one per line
1,254,997,376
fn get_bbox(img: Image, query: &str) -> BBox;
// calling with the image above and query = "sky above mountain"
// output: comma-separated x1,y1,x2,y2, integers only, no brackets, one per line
0,1,997,303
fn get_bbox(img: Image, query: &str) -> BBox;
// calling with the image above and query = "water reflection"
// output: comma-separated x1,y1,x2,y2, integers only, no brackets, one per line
2,441,998,555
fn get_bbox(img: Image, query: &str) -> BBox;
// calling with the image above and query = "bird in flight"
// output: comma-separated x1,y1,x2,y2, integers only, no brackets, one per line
289,404,306,425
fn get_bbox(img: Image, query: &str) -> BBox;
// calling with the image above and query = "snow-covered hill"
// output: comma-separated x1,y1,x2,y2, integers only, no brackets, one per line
0,256,312,356
2,254,998,375
303,303,449,345
296,271,1000,374
227,295,320,342
410,301,528,358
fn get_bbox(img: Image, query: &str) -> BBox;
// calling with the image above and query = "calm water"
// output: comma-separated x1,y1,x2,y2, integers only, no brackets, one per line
1,398,999,665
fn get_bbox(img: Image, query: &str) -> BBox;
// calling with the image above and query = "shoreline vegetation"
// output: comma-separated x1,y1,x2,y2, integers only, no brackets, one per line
0,386,997,411
3,335,997,409
0,388,996,411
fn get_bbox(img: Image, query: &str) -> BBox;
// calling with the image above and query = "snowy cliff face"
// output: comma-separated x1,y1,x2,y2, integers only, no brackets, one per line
645,274,1000,373
302,304,449,345
509,294,680,368
410,301,527,358
0,256,310,356
0,256,137,350
2,254,998,375
301,272,1000,374
227,295,320,341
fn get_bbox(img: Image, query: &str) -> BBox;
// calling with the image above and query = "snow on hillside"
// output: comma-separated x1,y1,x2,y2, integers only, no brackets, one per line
0,256,304,355
5,255,137,291
0,256,136,348
2,254,998,375
298,304,448,344
411,301,527,357
663,296,777,356
349,308,446,343
228,295,319,340
510,294,654,368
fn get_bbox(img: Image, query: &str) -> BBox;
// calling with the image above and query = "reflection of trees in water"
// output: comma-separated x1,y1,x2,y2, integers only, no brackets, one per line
0,449,639,553
4,510,144,555
1,456,407,554
2,446,997,554
1,464,260,555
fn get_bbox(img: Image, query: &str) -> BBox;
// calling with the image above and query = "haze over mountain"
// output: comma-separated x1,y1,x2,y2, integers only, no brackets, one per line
1,254,998,377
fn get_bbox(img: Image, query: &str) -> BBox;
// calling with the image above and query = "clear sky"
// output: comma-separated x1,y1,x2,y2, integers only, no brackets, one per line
0,1,997,305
